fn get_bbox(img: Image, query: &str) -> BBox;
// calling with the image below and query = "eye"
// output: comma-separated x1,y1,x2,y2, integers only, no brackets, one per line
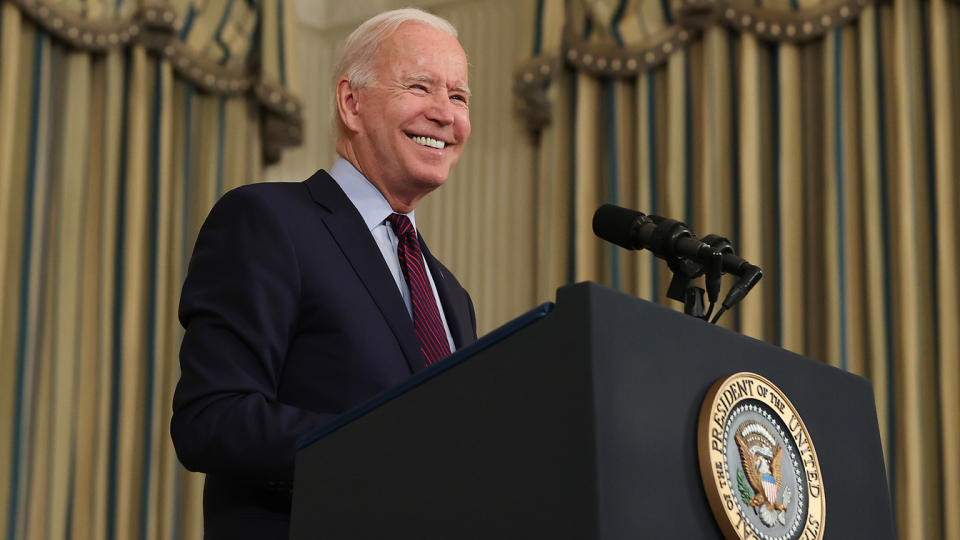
450,94,468,105
409,83,428,93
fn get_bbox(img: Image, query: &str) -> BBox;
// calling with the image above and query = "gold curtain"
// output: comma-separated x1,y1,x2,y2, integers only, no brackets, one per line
0,0,302,538
516,1,960,539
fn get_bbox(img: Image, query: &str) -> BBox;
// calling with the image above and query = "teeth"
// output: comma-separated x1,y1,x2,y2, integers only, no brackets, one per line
410,135,445,149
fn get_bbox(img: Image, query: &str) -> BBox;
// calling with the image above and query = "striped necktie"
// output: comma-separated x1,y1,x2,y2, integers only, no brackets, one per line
387,213,451,366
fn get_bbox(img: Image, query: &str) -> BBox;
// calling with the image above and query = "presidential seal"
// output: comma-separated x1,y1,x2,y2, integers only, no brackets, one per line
697,372,825,540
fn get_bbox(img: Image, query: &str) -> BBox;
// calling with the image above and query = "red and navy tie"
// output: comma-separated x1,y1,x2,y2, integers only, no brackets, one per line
387,213,452,366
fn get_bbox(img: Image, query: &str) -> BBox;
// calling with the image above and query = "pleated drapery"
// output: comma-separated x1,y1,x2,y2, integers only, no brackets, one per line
0,1,302,538
515,1,960,539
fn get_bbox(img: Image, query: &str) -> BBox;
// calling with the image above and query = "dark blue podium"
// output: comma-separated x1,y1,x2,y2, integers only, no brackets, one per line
289,283,895,539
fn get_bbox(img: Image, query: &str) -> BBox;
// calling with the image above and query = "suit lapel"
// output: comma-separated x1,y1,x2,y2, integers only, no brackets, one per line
420,234,473,350
304,171,429,373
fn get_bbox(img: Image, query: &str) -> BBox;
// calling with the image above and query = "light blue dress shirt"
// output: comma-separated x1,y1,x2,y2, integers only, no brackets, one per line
328,157,456,352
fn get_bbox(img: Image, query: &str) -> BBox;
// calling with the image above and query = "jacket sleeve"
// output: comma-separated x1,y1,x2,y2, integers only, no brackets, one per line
171,185,333,483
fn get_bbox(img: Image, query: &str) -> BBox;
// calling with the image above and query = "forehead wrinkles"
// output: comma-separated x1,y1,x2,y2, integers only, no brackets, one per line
374,26,468,83
381,49,467,76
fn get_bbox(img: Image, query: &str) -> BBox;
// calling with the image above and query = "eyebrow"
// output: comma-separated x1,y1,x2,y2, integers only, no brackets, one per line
404,74,472,97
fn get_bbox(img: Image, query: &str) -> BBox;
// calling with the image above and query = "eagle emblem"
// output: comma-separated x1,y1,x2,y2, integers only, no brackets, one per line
699,373,825,540
735,421,792,527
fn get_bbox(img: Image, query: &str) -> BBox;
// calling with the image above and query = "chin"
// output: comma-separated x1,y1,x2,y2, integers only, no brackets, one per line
414,177,447,194
410,167,452,189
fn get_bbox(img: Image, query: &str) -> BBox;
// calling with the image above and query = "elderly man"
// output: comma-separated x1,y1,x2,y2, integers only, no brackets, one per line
171,9,476,539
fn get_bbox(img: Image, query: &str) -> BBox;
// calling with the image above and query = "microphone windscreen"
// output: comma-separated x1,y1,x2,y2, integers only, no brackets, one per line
592,204,644,250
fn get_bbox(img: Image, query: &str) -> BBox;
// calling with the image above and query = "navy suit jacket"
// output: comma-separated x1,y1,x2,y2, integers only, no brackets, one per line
171,170,477,539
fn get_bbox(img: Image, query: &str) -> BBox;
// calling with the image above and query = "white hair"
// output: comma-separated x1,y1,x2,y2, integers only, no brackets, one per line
333,8,459,91
332,9,459,138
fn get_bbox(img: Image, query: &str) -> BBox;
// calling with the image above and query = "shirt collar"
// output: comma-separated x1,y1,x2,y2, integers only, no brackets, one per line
329,157,417,231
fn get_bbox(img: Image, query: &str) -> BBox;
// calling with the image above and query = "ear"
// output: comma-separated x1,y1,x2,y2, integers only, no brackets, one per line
336,77,363,133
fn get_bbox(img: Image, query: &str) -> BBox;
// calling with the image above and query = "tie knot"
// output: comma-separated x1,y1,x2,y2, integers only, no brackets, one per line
387,213,414,238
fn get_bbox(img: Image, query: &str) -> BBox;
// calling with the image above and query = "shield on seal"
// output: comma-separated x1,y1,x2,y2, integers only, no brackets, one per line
762,473,778,505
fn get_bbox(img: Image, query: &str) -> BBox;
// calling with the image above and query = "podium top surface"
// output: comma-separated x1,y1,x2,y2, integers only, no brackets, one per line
297,301,554,449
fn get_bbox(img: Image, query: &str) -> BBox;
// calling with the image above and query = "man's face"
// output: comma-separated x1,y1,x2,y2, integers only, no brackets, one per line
348,23,471,207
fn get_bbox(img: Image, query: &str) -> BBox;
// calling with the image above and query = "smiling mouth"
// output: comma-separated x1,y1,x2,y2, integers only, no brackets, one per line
408,134,447,149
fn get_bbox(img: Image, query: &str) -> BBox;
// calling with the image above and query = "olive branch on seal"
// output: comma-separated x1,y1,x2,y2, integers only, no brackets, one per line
737,468,754,505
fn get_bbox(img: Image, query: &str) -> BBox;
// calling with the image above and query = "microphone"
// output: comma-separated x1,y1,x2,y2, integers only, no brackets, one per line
592,204,715,264
711,264,763,324
590,203,648,250
592,204,757,277
697,233,763,321
592,204,763,323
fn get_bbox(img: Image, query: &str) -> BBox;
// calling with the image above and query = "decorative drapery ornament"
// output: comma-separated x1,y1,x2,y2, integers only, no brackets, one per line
514,0,880,133
8,0,302,163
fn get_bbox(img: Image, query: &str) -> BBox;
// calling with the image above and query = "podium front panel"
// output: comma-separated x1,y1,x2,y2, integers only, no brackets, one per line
291,283,895,540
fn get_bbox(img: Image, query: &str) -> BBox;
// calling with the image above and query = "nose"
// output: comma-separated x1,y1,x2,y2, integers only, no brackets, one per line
424,92,456,125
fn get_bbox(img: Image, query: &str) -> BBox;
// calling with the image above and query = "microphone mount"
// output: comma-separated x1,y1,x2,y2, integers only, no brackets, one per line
592,204,763,323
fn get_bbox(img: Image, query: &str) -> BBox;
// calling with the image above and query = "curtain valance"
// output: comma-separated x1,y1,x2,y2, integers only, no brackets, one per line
515,0,883,130
7,0,301,162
